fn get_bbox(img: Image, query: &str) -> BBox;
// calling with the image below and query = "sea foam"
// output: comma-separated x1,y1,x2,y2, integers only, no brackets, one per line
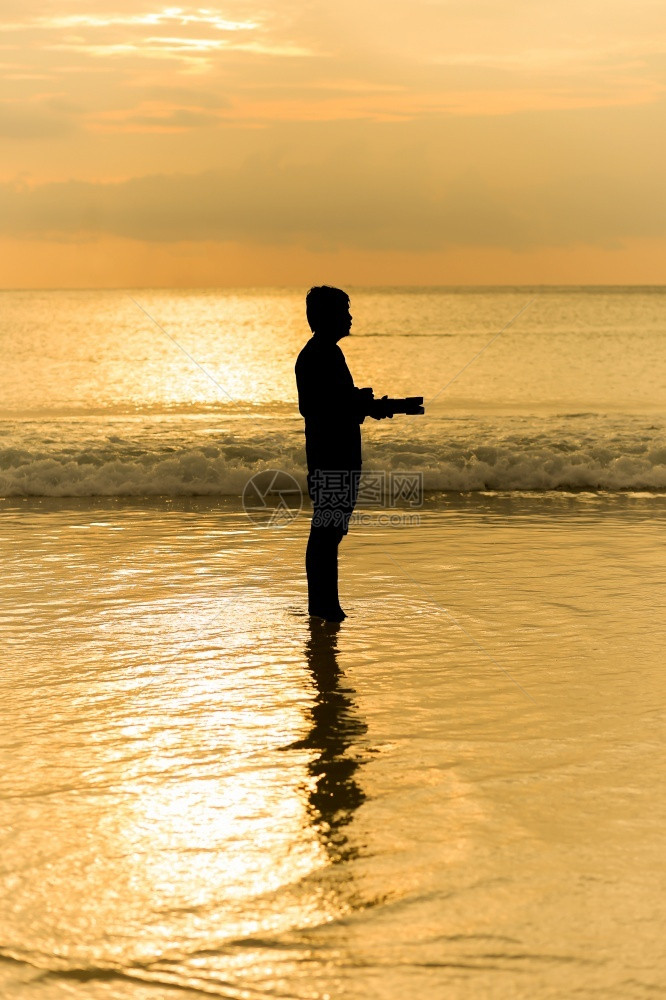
2,435,665,496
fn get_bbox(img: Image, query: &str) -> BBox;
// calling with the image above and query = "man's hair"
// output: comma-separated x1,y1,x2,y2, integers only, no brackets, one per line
306,285,349,333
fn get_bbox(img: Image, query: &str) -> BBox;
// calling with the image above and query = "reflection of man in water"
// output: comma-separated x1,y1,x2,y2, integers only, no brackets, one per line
288,618,366,862
295,286,391,621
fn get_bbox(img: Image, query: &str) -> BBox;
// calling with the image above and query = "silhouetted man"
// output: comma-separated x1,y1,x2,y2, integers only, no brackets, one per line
295,286,392,622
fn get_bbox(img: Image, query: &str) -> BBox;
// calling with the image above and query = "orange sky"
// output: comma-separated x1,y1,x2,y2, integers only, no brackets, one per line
1,1,665,287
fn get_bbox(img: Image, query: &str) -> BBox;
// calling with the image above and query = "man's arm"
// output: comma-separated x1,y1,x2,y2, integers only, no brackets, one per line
297,344,370,424
352,386,371,424
296,342,396,424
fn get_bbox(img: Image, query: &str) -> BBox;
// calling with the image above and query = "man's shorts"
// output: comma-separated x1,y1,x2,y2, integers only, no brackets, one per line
307,467,361,535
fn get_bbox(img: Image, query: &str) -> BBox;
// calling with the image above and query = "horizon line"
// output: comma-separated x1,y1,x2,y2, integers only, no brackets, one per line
1,282,665,293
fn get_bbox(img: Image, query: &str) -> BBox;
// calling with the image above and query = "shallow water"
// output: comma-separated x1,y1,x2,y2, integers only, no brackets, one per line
2,494,665,999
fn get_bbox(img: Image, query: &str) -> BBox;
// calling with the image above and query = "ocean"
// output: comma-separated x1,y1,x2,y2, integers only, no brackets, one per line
1,286,665,495
1,287,664,999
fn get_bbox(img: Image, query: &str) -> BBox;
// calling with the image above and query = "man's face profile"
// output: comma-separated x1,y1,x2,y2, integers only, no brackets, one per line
326,299,352,340
318,302,352,340
339,303,353,338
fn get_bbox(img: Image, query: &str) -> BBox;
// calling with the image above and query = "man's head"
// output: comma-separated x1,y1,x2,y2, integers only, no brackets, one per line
306,286,352,341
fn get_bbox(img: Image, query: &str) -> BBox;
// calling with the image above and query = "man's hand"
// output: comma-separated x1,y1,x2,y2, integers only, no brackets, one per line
368,394,394,420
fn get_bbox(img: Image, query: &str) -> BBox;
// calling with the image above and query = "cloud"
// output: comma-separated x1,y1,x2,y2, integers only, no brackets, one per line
2,0,665,265
23,12,258,31
1,4,314,73
0,105,77,137
121,84,231,109
111,107,227,130
2,7,259,35
2,0,664,121
2,109,665,251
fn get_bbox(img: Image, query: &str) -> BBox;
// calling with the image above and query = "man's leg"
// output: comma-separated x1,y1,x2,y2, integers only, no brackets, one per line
305,467,359,621
306,519,345,621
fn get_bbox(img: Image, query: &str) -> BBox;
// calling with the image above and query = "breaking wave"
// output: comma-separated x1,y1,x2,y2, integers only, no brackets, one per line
2,434,665,496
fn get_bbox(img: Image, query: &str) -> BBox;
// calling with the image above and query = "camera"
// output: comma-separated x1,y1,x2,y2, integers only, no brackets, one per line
382,396,424,415
358,387,424,419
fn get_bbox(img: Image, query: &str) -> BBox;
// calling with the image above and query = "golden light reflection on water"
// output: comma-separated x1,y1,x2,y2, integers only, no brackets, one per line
2,499,665,999
77,614,371,967
0,504,374,995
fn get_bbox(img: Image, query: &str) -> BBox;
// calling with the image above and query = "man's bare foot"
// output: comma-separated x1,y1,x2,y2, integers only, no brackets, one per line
308,605,346,622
